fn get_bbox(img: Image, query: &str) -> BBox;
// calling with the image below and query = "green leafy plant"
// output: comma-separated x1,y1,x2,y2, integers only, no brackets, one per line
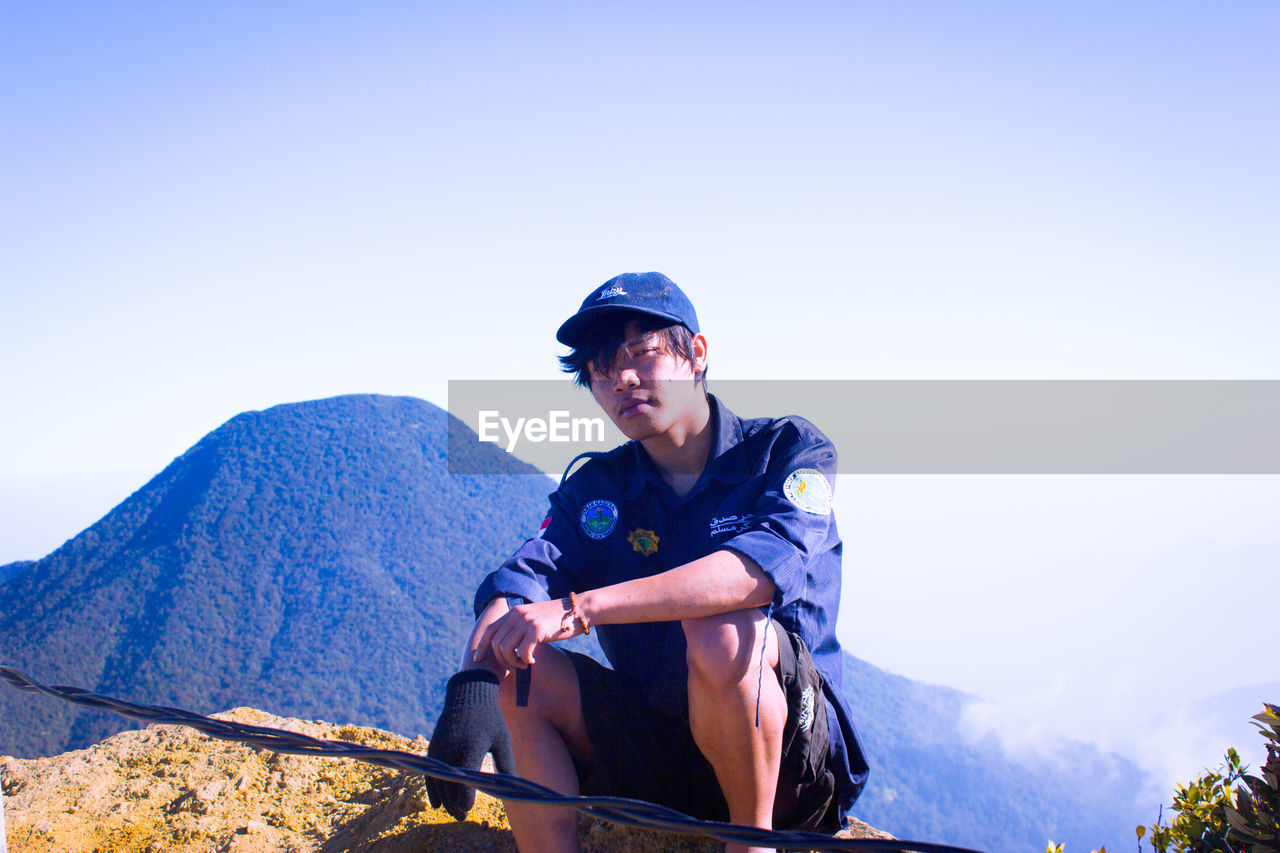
1138,749,1244,853
1224,703,1280,853
1049,705,1278,853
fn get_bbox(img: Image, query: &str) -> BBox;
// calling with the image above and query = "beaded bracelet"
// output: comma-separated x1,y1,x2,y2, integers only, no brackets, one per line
568,591,590,635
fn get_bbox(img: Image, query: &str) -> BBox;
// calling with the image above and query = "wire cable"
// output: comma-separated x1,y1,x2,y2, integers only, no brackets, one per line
0,666,983,853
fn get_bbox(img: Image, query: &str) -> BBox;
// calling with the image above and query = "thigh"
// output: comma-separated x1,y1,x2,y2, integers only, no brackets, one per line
500,644,600,773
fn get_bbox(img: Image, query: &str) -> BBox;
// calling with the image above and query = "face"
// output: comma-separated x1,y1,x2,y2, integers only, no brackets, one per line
587,319,709,442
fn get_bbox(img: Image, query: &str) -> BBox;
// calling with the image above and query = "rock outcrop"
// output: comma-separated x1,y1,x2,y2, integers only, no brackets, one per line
0,708,891,852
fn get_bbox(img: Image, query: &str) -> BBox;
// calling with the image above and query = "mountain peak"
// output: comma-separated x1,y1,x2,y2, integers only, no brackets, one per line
0,394,553,758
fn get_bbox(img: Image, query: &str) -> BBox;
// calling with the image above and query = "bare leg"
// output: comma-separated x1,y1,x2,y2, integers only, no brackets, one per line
684,610,785,853
498,645,598,853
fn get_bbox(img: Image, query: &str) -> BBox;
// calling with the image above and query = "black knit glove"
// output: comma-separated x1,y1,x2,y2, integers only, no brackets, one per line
426,670,516,820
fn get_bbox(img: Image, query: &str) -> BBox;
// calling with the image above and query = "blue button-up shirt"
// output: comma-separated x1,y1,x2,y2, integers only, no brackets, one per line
474,393,869,821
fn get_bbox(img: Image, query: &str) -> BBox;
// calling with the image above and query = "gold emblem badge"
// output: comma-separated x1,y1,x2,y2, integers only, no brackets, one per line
628,527,659,556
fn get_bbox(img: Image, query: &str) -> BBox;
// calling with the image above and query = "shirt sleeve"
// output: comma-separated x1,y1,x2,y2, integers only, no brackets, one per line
718,417,838,610
472,487,583,617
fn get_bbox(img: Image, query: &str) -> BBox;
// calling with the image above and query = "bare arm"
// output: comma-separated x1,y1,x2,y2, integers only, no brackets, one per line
474,550,774,672
578,549,774,625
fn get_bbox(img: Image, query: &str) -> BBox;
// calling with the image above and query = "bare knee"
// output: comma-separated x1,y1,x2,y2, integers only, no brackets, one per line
682,611,767,686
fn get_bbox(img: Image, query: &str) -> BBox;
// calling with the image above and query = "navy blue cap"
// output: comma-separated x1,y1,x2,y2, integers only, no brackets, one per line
556,272,700,348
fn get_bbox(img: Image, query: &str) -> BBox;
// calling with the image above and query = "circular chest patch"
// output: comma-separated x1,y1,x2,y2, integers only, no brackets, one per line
580,499,619,539
783,468,832,515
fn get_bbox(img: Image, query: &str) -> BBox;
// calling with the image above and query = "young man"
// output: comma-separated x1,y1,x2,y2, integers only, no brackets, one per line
427,272,868,853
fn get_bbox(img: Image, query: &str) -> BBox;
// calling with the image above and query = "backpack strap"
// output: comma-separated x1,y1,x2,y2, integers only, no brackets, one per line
559,451,608,488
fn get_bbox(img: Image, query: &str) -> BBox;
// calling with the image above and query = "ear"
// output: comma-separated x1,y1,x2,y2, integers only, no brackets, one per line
691,333,708,375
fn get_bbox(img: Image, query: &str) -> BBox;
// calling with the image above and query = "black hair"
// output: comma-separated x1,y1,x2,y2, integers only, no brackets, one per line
558,312,707,390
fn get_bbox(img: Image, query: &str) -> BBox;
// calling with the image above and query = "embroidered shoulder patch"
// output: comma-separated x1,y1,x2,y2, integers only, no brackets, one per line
580,499,619,539
782,468,832,515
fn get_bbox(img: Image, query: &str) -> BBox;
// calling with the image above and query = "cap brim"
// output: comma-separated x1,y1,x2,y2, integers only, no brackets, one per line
556,305,687,348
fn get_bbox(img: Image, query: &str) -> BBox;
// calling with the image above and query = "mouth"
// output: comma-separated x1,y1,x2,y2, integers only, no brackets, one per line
617,397,652,418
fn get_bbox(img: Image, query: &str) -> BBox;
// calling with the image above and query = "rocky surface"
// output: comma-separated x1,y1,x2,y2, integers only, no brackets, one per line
0,708,891,852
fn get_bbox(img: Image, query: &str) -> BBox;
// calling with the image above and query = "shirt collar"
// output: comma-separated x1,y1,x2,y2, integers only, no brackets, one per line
622,393,751,500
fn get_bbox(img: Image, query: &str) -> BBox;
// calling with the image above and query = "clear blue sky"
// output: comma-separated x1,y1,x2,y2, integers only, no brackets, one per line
3,0,1277,800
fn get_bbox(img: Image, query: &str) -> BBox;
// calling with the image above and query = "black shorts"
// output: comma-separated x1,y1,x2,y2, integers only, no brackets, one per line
564,621,840,834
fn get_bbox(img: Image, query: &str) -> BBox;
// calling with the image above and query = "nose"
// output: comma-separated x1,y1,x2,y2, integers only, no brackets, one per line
612,366,640,393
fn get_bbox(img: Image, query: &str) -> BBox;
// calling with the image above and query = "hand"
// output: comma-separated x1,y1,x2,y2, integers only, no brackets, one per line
473,597,581,672
426,670,515,820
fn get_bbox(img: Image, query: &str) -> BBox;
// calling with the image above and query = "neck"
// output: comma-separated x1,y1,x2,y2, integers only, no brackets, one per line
641,393,714,490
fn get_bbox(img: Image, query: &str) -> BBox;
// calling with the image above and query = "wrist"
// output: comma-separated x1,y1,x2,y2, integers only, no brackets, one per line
575,589,599,630
566,591,589,635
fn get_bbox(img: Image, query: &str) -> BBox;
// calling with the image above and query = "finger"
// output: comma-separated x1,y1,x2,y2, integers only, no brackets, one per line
503,622,539,670
491,624,527,671
472,617,503,663
443,782,476,821
485,621,514,670
489,627,524,671
516,635,539,667
491,729,516,776
470,642,495,668
427,779,454,813
425,776,440,808
511,623,542,668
